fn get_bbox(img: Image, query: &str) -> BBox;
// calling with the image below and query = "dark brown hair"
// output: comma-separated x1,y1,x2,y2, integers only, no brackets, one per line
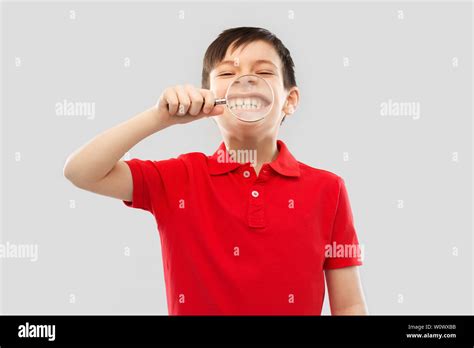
201,29,296,127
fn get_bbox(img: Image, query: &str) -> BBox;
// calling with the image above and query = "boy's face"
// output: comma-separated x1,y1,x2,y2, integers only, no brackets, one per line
209,40,297,137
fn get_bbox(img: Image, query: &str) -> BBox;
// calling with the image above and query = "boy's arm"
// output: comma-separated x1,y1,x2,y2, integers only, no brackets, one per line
63,106,169,201
63,85,223,201
325,266,368,315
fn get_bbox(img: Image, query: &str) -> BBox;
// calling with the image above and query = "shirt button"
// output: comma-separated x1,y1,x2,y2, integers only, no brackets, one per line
251,190,259,198
243,170,250,178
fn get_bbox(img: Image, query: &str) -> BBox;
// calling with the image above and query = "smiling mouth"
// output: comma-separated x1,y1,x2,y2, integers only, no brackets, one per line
227,93,271,111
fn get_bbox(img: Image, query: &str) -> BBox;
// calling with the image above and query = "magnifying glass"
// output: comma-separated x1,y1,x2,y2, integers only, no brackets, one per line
213,74,274,123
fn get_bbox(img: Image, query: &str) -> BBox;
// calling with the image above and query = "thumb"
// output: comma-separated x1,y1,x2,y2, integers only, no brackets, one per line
205,105,225,117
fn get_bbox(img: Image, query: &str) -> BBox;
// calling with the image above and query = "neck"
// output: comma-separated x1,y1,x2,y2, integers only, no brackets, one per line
223,136,279,175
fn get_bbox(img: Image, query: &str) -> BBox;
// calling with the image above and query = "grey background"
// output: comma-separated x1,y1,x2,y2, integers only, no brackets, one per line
1,1,472,314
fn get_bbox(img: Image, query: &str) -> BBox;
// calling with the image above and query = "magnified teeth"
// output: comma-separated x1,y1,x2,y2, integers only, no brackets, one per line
228,97,265,110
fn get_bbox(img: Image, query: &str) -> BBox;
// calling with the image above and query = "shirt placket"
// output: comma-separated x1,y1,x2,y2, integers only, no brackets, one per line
246,164,270,229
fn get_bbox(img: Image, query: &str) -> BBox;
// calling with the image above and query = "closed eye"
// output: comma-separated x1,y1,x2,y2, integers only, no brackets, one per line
218,72,235,77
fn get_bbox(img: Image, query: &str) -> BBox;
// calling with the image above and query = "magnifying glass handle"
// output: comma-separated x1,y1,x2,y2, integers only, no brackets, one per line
214,98,226,106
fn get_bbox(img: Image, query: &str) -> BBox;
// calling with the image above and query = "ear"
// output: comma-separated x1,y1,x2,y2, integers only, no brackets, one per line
282,86,300,117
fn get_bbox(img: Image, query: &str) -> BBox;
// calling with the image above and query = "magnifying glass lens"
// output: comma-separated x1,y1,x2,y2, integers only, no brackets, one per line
215,74,274,123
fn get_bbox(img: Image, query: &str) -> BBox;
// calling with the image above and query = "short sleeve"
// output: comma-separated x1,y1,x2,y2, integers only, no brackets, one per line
122,157,186,218
323,177,363,270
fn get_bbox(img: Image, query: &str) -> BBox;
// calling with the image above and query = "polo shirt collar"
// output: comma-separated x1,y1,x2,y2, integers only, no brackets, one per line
208,139,300,177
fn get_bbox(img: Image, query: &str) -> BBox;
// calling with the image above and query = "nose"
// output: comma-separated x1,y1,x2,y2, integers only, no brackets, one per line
233,74,260,89
244,74,259,84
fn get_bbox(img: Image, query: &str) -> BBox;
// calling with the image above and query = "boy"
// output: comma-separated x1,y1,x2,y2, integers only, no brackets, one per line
64,27,368,315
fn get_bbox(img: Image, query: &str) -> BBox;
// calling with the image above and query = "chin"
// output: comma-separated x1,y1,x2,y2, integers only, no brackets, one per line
224,119,279,142
214,109,281,136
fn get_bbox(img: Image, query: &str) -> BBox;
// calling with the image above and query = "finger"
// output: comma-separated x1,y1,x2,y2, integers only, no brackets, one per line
175,85,191,116
200,89,216,114
162,88,179,116
185,85,204,116
206,104,225,116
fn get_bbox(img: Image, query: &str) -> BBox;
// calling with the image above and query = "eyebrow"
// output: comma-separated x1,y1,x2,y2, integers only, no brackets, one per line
216,59,278,69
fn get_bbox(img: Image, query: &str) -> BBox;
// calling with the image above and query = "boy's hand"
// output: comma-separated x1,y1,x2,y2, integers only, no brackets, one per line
156,84,225,125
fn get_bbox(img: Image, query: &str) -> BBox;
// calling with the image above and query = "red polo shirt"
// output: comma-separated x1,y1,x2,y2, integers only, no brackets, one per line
122,139,362,315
